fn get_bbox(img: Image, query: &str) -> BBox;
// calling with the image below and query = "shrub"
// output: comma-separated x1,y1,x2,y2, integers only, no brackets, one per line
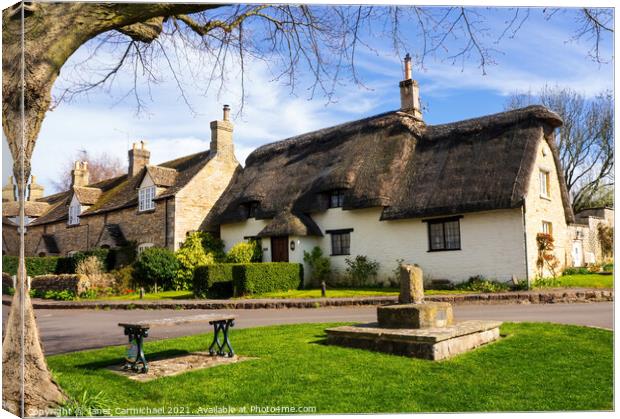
563,267,591,276
227,241,260,264
455,275,510,293
598,224,613,259
175,233,216,290
536,233,560,278
110,266,135,293
2,255,66,276
303,247,331,286
75,256,107,287
193,264,238,298
41,290,77,301
233,263,303,295
132,247,179,291
345,255,380,287
602,263,614,272
199,232,226,262
70,248,111,272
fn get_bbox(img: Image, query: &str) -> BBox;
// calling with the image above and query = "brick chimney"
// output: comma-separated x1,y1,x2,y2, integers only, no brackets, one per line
71,161,90,187
128,140,150,177
210,105,234,159
28,175,44,201
399,53,422,119
2,176,16,202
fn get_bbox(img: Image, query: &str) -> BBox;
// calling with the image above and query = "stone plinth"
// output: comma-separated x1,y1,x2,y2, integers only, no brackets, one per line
325,320,502,361
377,303,454,329
399,264,424,304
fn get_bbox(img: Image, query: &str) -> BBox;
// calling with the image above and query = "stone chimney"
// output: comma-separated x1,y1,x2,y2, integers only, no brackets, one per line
2,177,16,202
71,161,90,187
28,175,44,201
399,53,422,119
128,140,150,177
210,105,234,159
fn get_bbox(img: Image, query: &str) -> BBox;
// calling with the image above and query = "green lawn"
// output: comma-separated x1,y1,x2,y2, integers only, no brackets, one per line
535,273,614,289
47,322,612,414
100,290,194,301
237,288,399,299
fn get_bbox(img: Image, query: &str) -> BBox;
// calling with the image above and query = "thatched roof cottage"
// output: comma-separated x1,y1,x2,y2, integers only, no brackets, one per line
206,56,574,284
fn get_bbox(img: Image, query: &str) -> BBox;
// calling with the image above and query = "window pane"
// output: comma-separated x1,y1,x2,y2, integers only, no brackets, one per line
444,220,461,249
429,223,444,250
332,234,341,255
341,233,350,254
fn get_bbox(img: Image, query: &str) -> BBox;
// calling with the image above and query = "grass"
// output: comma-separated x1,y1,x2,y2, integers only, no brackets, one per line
47,322,612,414
535,273,614,289
237,288,399,299
100,290,194,301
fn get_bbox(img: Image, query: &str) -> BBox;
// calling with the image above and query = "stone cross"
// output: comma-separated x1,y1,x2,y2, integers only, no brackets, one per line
399,264,424,304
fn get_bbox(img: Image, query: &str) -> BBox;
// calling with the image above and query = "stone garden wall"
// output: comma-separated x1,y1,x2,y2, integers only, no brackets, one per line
30,274,88,294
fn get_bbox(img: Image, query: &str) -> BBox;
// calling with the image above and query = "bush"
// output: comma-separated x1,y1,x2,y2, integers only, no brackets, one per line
75,256,108,287
175,233,216,290
303,247,331,286
69,249,111,272
199,232,226,262
563,267,591,276
2,255,66,276
193,264,238,298
132,247,179,291
345,255,379,287
227,241,260,264
110,266,135,293
233,263,303,296
455,275,510,293
602,263,614,272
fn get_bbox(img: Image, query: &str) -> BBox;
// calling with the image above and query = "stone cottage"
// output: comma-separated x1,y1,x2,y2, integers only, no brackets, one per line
2,106,240,256
568,207,614,267
205,57,580,285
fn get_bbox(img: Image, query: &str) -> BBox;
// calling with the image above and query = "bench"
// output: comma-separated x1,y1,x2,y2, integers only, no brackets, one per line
118,314,235,373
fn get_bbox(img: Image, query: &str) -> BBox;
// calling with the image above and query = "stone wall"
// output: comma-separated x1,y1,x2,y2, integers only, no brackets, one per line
30,274,88,294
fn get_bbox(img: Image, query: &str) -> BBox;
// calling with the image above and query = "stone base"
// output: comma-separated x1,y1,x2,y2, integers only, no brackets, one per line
377,302,454,328
325,320,502,361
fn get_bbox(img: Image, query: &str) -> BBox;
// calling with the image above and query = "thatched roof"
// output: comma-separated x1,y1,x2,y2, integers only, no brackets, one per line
30,150,213,226
257,211,323,237
207,105,573,234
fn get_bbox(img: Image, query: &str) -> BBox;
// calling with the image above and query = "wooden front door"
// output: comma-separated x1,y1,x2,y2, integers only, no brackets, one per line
271,236,289,262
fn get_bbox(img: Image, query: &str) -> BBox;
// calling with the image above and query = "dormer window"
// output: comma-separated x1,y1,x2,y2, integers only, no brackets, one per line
68,202,81,225
139,185,156,212
329,189,345,208
246,201,259,218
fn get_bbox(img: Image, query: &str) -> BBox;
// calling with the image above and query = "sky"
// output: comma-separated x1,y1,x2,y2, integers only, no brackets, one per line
1,5,614,194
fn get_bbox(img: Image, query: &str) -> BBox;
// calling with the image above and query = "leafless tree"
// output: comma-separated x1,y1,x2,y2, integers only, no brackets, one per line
51,150,125,192
506,87,614,212
1,3,613,415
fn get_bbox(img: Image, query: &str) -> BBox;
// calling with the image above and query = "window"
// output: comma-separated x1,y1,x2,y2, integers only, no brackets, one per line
139,186,156,211
329,189,346,208
539,170,550,198
326,229,352,255
247,202,259,218
426,217,461,251
542,221,553,236
137,243,154,254
68,203,81,225
67,251,78,257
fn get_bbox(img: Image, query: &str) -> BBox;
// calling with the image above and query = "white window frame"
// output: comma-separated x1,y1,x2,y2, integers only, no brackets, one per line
139,185,156,212
539,170,550,198
542,221,553,236
68,203,81,225
137,243,154,254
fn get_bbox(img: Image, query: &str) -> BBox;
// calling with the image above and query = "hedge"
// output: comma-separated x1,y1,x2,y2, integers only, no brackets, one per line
193,264,238,299
2,255,68,276
233,262,303,296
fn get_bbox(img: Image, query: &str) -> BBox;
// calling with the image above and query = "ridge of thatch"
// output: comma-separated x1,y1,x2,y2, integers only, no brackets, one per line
208,105,573,233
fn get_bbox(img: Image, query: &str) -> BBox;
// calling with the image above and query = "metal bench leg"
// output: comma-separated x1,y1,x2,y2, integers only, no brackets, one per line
209,322,223,356
209,320,234,357
222,319,235,358
123,326,149,373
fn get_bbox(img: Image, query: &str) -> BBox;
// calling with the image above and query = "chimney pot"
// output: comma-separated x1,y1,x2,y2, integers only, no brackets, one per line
71,160,90,187
128,141,150,177
404,53,412,80
223,104,230,121
399,52,422,120
210,105,235,159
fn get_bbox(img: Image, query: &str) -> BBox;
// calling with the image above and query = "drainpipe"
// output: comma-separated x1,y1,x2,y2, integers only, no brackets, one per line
521,199,530,290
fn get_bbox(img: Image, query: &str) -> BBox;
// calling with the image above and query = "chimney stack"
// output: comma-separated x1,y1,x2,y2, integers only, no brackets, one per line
210,105,234,159
399,53,422,119
2,177,16,202
71,161,90,187
128,140,150,177
28,175,44,201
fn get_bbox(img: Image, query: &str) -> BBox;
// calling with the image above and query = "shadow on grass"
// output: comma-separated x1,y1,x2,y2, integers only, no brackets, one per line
76,349,191,370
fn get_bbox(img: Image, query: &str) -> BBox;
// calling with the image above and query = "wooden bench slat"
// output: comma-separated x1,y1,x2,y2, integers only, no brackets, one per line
118,314,235,329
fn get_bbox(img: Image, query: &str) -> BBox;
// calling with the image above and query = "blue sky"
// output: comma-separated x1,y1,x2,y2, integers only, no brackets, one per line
1,5,614,193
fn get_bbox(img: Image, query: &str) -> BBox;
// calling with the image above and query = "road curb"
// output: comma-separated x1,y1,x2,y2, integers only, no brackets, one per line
2,288,613,310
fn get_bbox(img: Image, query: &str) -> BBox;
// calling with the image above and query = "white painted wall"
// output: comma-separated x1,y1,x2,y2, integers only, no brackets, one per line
220,207,528,285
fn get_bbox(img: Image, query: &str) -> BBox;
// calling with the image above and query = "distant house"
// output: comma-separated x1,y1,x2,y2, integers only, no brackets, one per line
205,58,579,284
568,207,614,267
2,106,240,256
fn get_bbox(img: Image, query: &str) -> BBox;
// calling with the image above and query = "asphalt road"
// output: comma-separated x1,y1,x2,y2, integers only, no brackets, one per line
1,302,614,355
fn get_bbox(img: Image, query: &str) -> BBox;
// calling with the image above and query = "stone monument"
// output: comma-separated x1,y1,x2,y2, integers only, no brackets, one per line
325,264,502,360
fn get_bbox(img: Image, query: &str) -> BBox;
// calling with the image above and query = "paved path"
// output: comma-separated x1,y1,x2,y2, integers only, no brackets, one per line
2,302,613,355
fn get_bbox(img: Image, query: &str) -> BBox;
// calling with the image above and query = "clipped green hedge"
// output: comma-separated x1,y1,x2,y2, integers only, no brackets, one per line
2,255,70,276
233,263,303,296
193,264,237,299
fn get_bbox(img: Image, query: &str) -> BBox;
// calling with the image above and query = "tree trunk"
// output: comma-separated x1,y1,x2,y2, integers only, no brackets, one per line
1,3,216,414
